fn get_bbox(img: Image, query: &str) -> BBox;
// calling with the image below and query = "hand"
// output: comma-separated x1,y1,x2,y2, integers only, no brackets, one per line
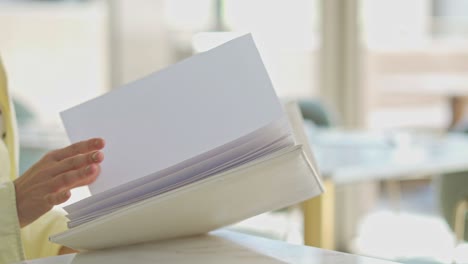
14,138,105,228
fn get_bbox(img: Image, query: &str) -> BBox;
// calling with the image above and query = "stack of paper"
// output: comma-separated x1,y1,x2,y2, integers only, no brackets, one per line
51,34,323,250
65,117,293,228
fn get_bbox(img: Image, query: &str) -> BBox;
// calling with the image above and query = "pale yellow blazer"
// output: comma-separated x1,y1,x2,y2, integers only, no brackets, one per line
0,58,67,263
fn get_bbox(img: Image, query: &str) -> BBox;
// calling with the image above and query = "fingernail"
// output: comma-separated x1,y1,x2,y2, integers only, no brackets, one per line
85,165,92,175
95,139,101,147
92,152,100,162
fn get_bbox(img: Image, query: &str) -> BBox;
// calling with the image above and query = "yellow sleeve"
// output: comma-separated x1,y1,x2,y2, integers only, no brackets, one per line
21,209,68,259
0,56,18,182
0,58,24,263
1,57,68,260
0,181,25,263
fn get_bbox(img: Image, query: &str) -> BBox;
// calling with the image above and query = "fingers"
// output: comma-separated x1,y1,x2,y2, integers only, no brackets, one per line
14,138,105,225
49,138,105,161
45,150,104,177
47,164,100,194
45,190,71,206
44,164,100,206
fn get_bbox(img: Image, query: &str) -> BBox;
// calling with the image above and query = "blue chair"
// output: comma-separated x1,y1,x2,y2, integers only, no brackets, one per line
13,97,50,175
437,122,468,242
297,99,336,127
438,172,468,242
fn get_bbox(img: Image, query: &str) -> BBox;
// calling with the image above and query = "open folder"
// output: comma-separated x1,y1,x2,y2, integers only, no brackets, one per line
50,34,323,251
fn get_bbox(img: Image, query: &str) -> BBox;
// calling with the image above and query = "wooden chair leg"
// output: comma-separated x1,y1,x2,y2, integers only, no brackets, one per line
454,198,468,242
302,179,335,249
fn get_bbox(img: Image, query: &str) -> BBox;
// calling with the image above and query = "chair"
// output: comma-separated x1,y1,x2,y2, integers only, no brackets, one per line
437,121,468,242
438,172,468,242
297,99,336,127
454,198,468,242
12,97,52,175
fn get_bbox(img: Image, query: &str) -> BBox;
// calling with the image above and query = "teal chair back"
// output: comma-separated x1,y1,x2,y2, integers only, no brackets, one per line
297,99,335,127
439,123,468,241
438,172,468,241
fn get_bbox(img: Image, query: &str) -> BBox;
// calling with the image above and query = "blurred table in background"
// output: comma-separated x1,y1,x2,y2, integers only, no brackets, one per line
304,124,468,250
311,128,468,183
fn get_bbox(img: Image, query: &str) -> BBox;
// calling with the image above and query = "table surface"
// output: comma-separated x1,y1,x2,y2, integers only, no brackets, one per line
308,126,468,184
17,230,399,264
301,126,468,249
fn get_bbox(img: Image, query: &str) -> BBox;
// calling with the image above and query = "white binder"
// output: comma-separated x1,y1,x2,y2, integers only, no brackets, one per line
50,145,321,250
50,34,323,250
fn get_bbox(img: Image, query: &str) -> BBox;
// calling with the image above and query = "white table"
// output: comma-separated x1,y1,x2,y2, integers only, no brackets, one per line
302,126,468,249
15,230,399,264
309,128,468,183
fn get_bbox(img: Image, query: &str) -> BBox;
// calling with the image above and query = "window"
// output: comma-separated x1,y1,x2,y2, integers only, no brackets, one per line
362,0,468,130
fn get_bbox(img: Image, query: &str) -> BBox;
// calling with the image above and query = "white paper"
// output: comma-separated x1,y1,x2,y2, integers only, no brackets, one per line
64,117,293,223
61,34,284,195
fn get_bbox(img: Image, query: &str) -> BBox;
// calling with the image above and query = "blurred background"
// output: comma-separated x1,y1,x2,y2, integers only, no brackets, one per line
1,0,468,263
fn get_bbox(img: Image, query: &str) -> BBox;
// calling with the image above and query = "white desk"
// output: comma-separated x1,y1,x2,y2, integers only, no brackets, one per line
302,126,468,249
16,230,399,264
309,128,468,184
